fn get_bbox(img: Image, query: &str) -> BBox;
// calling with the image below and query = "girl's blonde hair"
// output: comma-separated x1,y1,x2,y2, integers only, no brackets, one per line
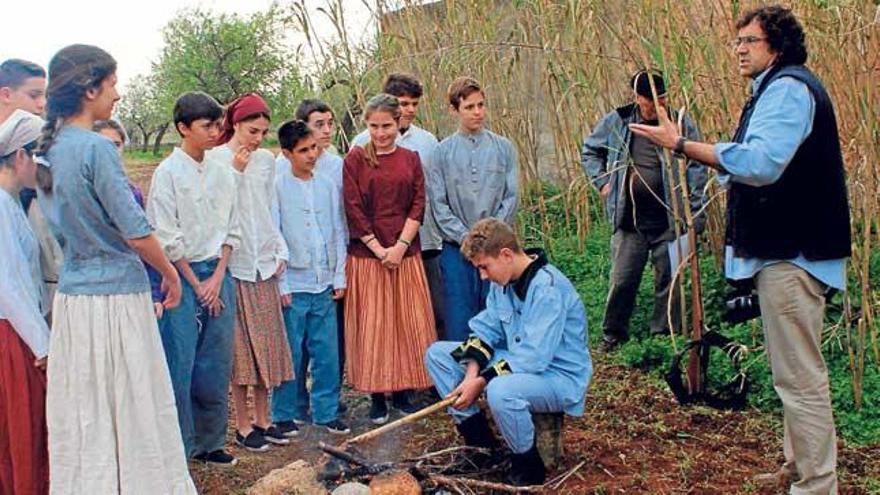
362,93,400,168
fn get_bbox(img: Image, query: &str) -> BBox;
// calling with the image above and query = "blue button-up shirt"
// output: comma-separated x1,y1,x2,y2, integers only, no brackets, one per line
273,172,347,294
713,70,846,290
469,263,592,416
45,126,153,295
0,189,50,358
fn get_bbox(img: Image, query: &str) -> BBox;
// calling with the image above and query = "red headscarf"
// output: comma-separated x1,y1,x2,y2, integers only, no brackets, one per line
216,92,271,145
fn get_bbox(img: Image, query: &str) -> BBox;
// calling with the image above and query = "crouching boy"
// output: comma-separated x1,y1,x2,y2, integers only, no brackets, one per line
424,218,593,486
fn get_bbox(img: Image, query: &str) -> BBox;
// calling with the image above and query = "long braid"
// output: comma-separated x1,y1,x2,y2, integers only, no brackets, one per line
35,113,63,192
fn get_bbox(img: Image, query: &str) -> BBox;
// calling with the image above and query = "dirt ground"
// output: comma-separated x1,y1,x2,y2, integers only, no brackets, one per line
125,158,878,494
185,360,878,494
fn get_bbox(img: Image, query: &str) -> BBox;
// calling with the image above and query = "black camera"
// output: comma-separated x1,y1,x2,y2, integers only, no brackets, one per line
723,282,761,324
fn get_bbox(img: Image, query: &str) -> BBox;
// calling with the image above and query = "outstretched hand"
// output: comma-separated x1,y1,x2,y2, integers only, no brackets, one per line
629,106,681,150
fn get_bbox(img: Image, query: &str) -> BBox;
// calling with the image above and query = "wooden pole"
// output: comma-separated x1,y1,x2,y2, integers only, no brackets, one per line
673,114,705,395
346,397,456,445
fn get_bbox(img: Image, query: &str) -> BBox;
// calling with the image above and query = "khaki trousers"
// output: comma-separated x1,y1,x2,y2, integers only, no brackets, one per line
755,262,838,495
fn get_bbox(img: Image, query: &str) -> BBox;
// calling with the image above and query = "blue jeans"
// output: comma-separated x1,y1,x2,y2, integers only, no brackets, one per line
440,242,490,342
159,259,235,458
425,341,566,453
272,289,340,425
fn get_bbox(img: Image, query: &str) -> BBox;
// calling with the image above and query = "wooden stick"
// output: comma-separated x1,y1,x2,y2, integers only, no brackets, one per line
428,474,544,493
318,442,372,468
550,460,586,490
347,396,456,445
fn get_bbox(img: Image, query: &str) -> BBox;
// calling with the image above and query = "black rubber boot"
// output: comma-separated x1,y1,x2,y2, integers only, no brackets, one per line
506,443,547,486
456,411,500,450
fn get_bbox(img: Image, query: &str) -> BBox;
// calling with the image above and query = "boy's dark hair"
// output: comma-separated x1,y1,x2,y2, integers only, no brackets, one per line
736,5,808,66
383,73,423,98
294,99,333,123
447,76,483,110
173,91,223,135
278,119,313,151
0,59,46,90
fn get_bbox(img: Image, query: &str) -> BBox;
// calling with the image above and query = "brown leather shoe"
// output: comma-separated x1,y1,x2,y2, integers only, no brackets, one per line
752,466,798,492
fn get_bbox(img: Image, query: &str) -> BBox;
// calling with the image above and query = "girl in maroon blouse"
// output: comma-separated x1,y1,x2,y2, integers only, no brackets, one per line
343,93,436,424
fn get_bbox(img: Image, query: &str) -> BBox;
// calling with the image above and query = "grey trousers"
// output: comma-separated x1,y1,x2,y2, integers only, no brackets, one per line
602,228,680,341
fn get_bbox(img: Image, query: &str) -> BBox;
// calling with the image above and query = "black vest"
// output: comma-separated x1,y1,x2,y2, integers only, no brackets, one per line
725,64,851,260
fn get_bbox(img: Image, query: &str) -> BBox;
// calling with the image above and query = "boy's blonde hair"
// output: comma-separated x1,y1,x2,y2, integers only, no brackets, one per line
460,218,522,260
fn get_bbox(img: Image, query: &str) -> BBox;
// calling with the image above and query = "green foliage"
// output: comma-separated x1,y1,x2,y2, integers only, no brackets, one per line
153,5,308,116
116,75,168,153
124,145,173,163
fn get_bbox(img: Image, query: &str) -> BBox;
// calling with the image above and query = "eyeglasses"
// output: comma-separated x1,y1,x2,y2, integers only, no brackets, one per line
730,36,768,48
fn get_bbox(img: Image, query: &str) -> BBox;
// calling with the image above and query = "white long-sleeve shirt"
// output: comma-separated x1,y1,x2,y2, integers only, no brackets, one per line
0,188,50,358
207,146,288,282
147,147,242,263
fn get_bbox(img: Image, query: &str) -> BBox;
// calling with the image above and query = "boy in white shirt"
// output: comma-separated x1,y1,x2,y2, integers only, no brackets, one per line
275,99,349,413
147,91,242,466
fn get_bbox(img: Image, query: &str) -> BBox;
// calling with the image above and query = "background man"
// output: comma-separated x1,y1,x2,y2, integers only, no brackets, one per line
582,71,706,351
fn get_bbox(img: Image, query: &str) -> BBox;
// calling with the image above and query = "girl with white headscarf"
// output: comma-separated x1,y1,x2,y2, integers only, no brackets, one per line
0,109,49,495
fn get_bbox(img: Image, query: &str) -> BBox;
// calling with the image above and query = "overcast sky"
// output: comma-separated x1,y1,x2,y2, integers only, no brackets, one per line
1,0,374,91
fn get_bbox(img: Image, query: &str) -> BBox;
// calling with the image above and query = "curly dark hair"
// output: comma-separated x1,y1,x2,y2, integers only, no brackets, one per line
736,5,808,66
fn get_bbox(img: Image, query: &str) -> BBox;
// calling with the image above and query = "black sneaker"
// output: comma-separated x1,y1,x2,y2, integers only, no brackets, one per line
316,419,351,435
253,424,290,445
273,420,300,438
235,429,269,452
194,449,238,467
369,395,389,425
391,391,419,414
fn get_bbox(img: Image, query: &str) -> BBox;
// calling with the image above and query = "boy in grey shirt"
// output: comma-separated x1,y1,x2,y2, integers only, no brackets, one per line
428,76,518,342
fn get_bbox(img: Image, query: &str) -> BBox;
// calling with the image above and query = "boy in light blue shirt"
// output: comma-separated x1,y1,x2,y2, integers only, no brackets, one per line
271,120,349,435
425,218,592,487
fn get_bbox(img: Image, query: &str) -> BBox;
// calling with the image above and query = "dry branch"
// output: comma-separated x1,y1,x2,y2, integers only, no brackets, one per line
428,474,544,493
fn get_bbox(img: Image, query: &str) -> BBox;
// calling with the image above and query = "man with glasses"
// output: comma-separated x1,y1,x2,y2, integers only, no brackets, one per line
631,5,850,493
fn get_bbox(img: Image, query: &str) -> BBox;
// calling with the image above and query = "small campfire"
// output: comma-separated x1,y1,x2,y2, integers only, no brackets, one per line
318,440,543,493
310,397,577,494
